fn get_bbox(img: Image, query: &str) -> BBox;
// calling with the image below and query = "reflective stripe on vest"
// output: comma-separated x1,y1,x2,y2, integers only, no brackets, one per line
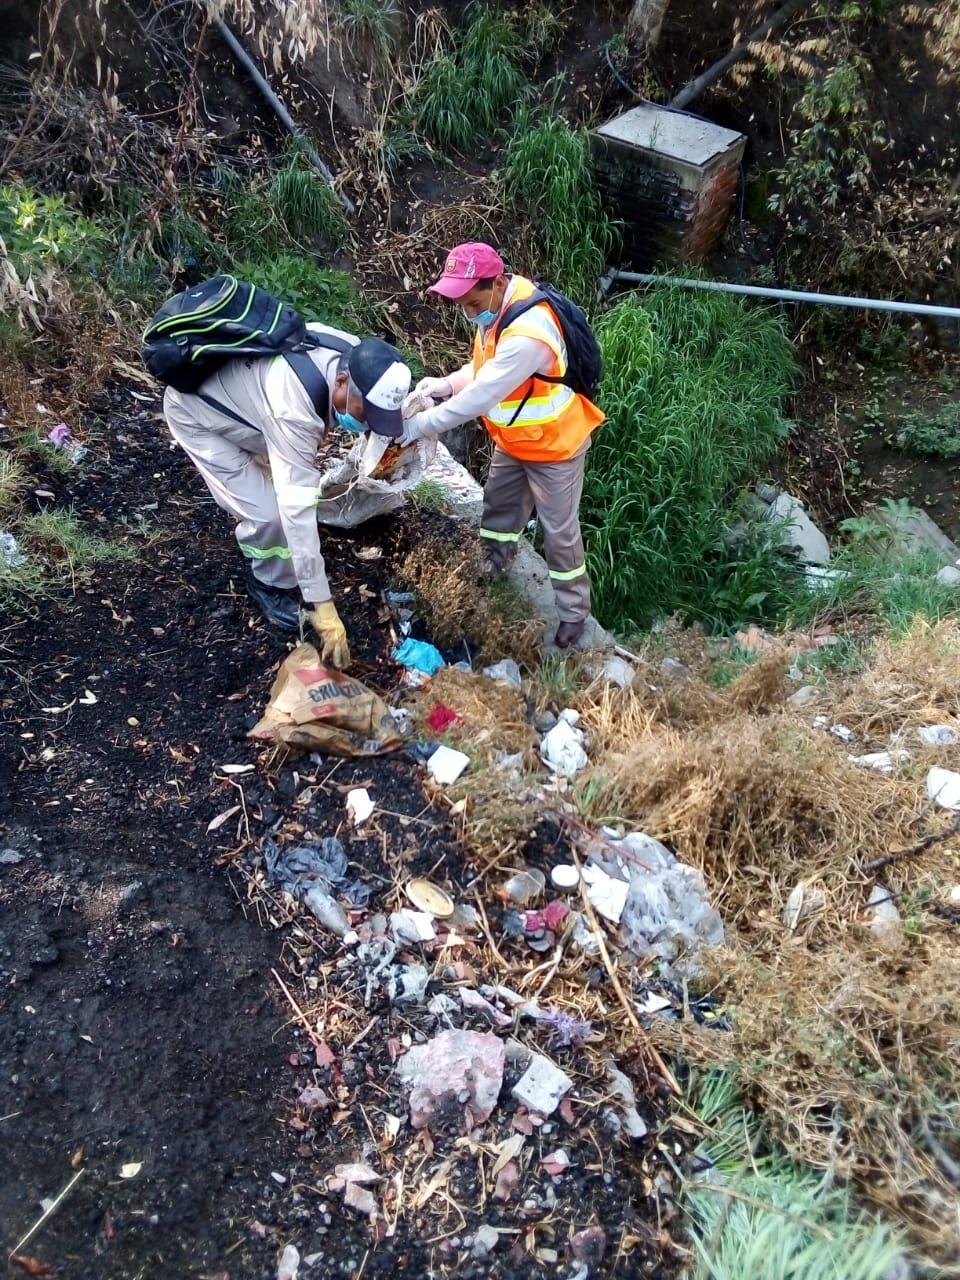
239,541,292,560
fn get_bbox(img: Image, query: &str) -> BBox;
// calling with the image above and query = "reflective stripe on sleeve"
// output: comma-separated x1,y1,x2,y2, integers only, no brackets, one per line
238,542,293,561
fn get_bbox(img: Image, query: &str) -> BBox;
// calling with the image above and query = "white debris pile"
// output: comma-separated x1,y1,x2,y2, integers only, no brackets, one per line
540,709,588,778
584,831,724,963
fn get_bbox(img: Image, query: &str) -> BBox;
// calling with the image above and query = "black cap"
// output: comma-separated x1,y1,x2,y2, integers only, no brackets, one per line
347,338,411,437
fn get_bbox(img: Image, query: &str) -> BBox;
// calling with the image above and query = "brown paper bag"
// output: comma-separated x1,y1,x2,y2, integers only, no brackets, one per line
248,644,403,756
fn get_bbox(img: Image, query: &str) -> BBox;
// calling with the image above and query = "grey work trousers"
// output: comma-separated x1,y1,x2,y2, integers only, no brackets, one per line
479,442,591,623
165,402,300,594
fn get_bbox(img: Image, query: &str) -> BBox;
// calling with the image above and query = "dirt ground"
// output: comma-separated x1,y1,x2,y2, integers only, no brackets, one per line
0,386,682,1279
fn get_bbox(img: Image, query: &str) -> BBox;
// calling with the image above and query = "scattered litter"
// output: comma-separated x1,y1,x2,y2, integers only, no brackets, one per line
581,863,629,924
787,684,821,708
511,1051,573,1116
390,963,429,1006
848,750,909,774
917,724,959,747
587,832,724,963
636,991,672,1015
406,877,454,918
867,884,902,946
604,1061,648,1139
119,1162,142,1179
482,658,522,689
550,864,580,890
389,909,436,945
46,422,89,463
276,1244,300,1280
355,545,383,561
385,590,415,605
494,750,524,777
400,1029,505,1130
567,910,602,957
263,837,370,935
249,644,403,756
393,637,445,676
426,704,460,733
586,654,636,688
542,1148,571,1175
927,767,960,810
830,723,855,742
345,787,374,826
426,744,470,784
471,1224,500,1257
0,848,25,865
540,710,588,778
502,868,545,905
537,1007,592,1047
0,531,27,569
782,881,827,930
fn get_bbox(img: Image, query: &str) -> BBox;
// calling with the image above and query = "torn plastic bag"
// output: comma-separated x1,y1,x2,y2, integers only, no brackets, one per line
314,433,437,529
264,835,371,910
248,643,403,756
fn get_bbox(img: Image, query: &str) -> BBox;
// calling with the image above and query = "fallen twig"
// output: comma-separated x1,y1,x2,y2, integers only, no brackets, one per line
8,1168,84,1259
864,810,960,874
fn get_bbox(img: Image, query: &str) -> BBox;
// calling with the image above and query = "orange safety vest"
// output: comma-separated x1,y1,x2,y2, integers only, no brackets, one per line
471,276,604,463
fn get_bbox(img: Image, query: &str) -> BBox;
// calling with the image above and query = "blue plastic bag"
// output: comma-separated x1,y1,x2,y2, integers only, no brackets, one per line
393,637,445,676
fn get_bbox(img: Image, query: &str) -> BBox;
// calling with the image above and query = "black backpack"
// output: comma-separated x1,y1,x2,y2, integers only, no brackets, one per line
141,275,349,423
494,282,602,425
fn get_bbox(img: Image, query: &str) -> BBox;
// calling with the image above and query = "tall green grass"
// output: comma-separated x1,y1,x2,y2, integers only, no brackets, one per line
412,5,528,152
217,151,348,259
583,286,797,631
685,1070,905,1280
502,114,617,304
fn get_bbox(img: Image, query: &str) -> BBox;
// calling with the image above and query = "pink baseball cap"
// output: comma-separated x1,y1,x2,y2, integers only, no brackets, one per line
428,242,505,299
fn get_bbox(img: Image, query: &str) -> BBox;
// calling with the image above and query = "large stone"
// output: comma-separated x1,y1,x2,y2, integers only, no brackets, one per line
766,492,831,565
511,1051,573,1116
399,1029,505,1131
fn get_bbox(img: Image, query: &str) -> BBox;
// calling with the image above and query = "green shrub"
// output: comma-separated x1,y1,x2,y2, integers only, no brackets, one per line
502,114,616,304
893,401,960,459
583,286,797,632
0,182,111,277
237,255,371,330
412,4,528,152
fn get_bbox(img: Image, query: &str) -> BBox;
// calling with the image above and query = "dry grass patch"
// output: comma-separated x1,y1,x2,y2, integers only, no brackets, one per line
398,534,541,667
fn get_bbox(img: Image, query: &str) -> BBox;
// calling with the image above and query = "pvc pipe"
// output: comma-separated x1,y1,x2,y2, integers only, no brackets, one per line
213,18,355,215
669,0,814,111
600,270,960,322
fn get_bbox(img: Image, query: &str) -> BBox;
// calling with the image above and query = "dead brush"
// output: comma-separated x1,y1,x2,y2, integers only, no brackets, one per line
398,535,541,667
416,666,537,766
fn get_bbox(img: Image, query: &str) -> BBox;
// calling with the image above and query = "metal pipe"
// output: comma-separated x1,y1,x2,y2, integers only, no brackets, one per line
212,17,355,215
600,270,960,322
669,0,814,111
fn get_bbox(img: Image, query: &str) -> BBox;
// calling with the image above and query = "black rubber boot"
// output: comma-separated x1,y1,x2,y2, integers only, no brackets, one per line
243,567,301,633
555,619,587,649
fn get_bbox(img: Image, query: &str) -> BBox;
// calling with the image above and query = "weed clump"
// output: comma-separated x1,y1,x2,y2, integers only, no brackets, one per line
398,532,540,667
412,5,528,153
584,285,797,632
503,115,617,305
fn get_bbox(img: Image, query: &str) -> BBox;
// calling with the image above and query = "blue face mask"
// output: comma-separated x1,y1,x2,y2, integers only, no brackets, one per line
472,308,497,328
334,408,366,434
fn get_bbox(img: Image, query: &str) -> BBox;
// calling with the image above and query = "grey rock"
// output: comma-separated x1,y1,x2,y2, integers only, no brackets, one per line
400,1029,505,1130
0,848,24,865
659,656,691,681
787,684,821,708
511,1051,573,1116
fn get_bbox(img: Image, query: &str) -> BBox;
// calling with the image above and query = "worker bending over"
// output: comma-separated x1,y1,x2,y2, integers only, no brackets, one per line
401,242,603,649
164,330,410,669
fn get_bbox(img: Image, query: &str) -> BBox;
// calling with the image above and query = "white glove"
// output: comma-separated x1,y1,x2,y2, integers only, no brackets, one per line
414,375,452,402
399,410,439,448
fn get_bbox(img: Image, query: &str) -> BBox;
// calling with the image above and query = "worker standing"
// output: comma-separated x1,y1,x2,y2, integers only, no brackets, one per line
163,329,411,668
401,243,603,649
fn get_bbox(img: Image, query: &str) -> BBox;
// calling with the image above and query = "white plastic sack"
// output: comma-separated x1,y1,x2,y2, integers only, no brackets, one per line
315,434,437,529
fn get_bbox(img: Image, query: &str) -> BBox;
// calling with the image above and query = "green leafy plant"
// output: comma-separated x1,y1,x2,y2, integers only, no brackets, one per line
0,182,111,276
502,114,617,304
893,401,960,459
582,285,797,632
236,255,371,330
770,56,885,215
336,0,400,63
412,4,528,152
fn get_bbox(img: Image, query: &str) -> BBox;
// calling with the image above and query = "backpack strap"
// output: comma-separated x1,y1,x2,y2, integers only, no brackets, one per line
288,329,354,422
493,292,568,427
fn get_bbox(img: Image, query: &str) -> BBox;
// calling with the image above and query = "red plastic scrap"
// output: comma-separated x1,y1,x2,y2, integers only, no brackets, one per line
524,901,569,933
426,704,460,733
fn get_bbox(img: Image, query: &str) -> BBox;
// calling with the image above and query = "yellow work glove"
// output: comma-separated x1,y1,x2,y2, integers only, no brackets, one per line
310,601,351,670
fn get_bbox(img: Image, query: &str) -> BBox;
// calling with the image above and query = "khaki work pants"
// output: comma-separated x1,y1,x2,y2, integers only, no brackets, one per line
480,442,591,623
164,391,299,593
